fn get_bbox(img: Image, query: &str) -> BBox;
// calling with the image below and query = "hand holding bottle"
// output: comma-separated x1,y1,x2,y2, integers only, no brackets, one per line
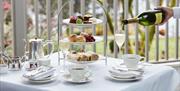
154,7,173,25
122,10,165,26
122,7,180,26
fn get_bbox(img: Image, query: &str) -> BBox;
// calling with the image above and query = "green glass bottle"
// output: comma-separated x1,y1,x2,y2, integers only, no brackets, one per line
122,10,165,26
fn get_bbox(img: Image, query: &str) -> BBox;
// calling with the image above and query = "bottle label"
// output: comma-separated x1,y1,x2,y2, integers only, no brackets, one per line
155,13,162,24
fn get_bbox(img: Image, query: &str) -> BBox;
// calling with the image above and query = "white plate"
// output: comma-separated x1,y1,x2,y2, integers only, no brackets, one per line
109,69,143,79
23,74,57,83
66,55,104,64
62,73,92,83
60,36,103,44
116,64,144,71
107,74,142,81
66,59,98,64
63,18,103,27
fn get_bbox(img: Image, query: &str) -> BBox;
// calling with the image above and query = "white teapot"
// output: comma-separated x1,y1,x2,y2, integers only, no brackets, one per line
25,38,54,60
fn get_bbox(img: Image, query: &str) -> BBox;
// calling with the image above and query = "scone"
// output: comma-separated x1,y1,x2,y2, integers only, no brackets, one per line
76,36,86,42
68,34,77,42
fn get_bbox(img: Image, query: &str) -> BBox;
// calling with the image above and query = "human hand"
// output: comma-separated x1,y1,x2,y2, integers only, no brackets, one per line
154,7,173,25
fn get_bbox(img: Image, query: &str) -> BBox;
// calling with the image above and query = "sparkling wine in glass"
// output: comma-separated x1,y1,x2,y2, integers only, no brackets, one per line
114,31,125,49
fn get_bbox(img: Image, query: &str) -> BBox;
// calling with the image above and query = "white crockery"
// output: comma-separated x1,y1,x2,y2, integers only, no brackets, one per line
0,64,8,74
63,73,92,83
23,66,56,80
109,69,142,79
68,65,90,82
107,74,142,81
38,58,51,66
122,54,141,69
23,74,57,83
63,18,103,27
60,36,103,44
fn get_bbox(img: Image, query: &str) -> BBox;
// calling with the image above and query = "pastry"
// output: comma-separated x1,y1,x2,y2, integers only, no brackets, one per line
84,14,93,21
91,53,99,60
80,32,95,42
69,14,96,24
78,54,88,61
67,52,99,61
69,16,77,23
83,21,92,24
68,34,77,42
76,36,86,42
77,16,84,21
76,18,83,24
69,32,95,42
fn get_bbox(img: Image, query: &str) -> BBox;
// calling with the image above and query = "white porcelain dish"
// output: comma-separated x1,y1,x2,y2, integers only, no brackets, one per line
60,36,103,44
22,74,57,84
63,18,103,27
62,73,92,83
107,74,142,81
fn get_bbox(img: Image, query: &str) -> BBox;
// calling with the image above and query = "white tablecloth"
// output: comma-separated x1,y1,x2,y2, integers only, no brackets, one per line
0,53,179,91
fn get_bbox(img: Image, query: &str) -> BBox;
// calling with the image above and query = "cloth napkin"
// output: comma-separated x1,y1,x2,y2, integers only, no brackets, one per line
23,66,56,80
109,68,142,79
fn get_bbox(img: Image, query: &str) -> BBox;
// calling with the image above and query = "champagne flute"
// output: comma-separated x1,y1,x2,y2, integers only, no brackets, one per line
114,30,125,55
59,43,69,73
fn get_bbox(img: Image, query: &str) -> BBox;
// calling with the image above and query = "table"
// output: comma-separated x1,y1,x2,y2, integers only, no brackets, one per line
0,53,180,91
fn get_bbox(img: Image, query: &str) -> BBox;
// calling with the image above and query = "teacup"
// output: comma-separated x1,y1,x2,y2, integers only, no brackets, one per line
68,65,90,82
26,61,39,71
122,54,141,69
37,58,51,66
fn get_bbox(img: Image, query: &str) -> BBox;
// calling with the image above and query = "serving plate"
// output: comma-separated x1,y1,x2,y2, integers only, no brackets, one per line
66,59,98,64
63,18,103,27
22,74,57,84
60,36,103,44
107,74,142,81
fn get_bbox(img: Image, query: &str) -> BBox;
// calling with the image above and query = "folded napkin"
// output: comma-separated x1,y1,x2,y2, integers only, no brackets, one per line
23,66,56,80
109,68,142,79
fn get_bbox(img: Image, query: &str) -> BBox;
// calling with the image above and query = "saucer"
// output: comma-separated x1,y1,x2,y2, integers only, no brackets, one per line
107,74,142,81
62,73,92,83
117,64,144,71
23,74,57,83
127,65,144,71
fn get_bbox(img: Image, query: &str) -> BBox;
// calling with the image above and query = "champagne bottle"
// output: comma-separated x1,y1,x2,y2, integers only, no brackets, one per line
122,10,165,26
